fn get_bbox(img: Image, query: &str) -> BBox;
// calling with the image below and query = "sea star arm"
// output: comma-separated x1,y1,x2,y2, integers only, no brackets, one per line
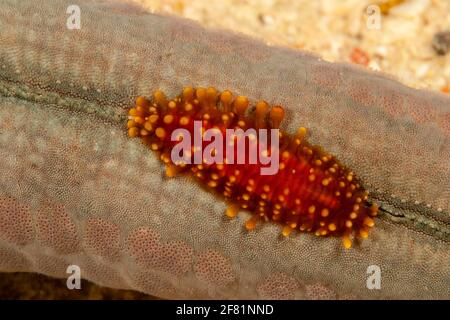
0,0,448,299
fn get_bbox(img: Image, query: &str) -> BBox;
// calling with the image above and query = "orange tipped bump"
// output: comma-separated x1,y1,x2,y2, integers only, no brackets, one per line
359,228,369,239
179,116,190,126
245,215,258,231
128,108,138,116
269,106,285,128
153,90,167,107
255,100,269,128
256,100,269,118
163,115,174,124
168,100,177,110
206,87,218,103
182,87,195,102
134,116,144,125
149,114,159,124
126,87,379,249
143,121,153,132
370,203,379,216
165,164,179,178
220,90,233,111
128,127,139,138
234,96,249,116
296,127,307,141
282,225,293,237
342,236,352,249
196,87,207,102
136,96,150,108
155,127,166,139
135,96,149,108
225,204,240,218
127,120,137,129
363,216,375,227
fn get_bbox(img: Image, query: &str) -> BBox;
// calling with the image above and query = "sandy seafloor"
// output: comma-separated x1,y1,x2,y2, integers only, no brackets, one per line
1,0,449,299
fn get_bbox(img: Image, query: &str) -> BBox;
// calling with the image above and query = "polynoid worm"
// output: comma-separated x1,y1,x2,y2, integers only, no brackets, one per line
127,87,379,248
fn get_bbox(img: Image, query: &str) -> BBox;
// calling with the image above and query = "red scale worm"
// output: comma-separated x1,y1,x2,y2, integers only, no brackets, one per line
126,87,378,249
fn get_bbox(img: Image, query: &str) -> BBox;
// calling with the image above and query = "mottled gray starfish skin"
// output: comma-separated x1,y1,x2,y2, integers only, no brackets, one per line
0,0,449,299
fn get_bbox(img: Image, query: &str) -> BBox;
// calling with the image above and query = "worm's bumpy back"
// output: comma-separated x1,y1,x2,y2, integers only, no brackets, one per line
127,87,379,248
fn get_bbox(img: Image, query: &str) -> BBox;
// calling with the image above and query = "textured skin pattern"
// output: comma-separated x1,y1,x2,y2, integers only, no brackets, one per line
0,0,449,299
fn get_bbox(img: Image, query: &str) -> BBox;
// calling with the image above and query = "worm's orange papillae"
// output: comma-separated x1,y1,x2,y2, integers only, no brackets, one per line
127,87,378,248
